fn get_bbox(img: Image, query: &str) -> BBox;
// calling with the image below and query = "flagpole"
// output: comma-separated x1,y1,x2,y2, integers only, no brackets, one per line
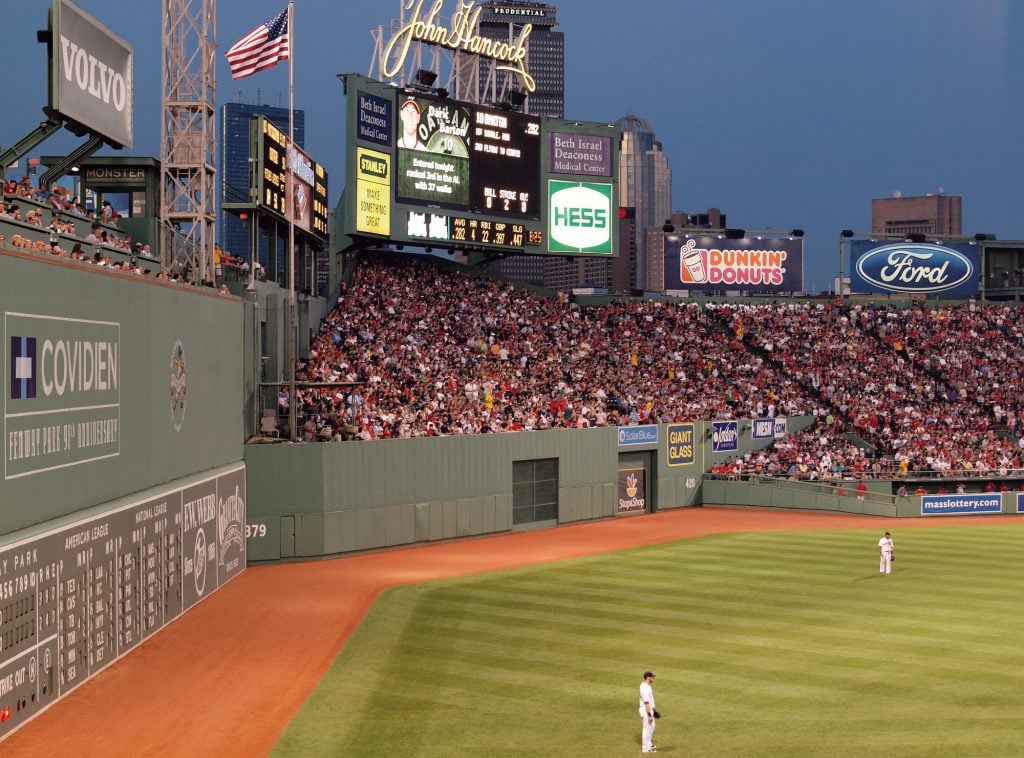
287,0,297,442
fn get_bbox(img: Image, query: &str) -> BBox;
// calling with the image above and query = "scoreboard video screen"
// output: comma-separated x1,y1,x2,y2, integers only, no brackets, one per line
343,73,617,258
395,96,540,220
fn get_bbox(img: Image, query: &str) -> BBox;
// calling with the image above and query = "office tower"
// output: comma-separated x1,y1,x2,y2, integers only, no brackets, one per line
616,114,671,291
477,1,563,118
219,102,305,263
871,192,962,237
478,1,563,286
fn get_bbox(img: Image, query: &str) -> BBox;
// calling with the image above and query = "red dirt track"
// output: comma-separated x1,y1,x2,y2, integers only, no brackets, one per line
6,506,1023,756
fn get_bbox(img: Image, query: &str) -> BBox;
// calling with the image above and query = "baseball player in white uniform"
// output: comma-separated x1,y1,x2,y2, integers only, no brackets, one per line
878,531,894,574
639,671,657,752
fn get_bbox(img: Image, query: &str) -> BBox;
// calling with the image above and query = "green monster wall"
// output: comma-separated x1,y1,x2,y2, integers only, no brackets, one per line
1,249,244,535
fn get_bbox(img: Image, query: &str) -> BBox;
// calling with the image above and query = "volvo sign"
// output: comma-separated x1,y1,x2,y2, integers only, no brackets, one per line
49,0,134,148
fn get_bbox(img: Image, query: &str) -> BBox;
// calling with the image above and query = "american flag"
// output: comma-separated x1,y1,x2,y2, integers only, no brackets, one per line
226,8,289,80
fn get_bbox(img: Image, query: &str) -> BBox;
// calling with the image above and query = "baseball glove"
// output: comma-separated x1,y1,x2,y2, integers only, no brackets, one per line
653,710,662,719
890,554,895,562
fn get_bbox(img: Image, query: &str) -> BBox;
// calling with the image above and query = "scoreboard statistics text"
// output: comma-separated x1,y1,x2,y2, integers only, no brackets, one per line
257,117,329,241
395,95,540,222
0,468,245,739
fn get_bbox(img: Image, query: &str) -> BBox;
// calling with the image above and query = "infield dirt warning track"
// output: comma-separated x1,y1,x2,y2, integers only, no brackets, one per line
5,506,1022,757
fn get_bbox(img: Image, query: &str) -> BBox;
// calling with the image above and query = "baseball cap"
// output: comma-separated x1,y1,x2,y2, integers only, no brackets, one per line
643,671,655,679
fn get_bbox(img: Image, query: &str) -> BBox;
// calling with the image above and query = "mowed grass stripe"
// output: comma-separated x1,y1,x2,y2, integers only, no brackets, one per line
275,523,1024,757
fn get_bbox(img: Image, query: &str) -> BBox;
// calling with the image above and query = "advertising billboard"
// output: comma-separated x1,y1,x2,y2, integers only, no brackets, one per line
849,241,980,296
51,0,133,148
711,421,739,453
548,181,614,254
666,423,696,467
341,74,617,258
549,132,613,176
664,236,804,292
921,494,1002,515
617,468,647,513
6,314,120,479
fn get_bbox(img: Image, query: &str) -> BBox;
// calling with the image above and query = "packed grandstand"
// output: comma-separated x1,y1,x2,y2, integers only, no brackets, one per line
287,254,1024,482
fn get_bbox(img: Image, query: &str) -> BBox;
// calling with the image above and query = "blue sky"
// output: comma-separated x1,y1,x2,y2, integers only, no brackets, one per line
6,0,1022,291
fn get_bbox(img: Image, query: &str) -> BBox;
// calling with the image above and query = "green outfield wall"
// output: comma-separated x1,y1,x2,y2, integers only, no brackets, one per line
0,248,247,740
703,477,1023,517
1,248,244,534
244,416,816,561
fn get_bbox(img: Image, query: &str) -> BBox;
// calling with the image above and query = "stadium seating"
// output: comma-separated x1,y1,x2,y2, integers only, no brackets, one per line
296,255,1024,481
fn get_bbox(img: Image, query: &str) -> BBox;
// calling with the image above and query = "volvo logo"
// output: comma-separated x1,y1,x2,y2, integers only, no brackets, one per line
855,243,974,294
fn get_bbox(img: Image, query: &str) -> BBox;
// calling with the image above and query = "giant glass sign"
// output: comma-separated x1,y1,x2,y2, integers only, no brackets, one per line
850,241,979,296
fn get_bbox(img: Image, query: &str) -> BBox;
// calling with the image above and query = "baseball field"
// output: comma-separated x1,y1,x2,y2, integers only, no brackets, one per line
4,507,1023,756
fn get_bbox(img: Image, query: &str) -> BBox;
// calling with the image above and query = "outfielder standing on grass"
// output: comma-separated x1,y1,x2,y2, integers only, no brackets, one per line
878,531,895,574
639,671,657,753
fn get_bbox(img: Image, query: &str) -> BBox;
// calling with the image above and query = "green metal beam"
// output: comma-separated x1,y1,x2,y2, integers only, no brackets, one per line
0,117,63,184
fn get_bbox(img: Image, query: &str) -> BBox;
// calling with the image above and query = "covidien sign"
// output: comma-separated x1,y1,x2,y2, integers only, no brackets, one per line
548,180,613,254
5,312,121,479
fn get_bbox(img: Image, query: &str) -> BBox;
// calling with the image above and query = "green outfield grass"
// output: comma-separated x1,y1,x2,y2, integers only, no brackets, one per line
274,524,1024,757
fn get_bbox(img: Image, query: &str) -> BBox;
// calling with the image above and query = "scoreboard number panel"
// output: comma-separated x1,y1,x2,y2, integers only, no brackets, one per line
261,118,287,216
0,467,245,739
470,107,540,219
257,116,329,242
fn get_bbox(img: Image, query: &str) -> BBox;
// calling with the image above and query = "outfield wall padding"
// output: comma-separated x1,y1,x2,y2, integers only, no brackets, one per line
244,417,817,561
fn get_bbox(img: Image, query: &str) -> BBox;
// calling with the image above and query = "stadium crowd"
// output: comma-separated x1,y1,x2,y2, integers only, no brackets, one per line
292,256,1024,480
735,301,1023,476
1,182,173,278
294,256,820,441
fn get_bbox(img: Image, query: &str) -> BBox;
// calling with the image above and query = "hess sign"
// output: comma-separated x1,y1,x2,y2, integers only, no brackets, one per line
548,181,613,254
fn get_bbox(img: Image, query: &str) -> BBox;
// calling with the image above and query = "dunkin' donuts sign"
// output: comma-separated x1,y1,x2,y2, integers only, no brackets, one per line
665,236,804,293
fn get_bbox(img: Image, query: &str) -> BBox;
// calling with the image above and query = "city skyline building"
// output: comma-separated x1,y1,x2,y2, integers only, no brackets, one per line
616,114,671,291
871,192,962,237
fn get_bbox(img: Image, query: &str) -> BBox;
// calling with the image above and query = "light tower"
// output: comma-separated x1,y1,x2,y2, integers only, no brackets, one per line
161,0,217,284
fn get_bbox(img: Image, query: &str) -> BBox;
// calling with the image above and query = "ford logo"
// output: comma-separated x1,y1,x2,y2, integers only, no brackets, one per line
854,243,974,294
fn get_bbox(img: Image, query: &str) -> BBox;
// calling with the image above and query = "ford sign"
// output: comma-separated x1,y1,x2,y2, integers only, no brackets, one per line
852,243,975,295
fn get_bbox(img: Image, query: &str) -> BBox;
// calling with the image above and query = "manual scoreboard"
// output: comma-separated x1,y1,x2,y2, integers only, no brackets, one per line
0,467,245,739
